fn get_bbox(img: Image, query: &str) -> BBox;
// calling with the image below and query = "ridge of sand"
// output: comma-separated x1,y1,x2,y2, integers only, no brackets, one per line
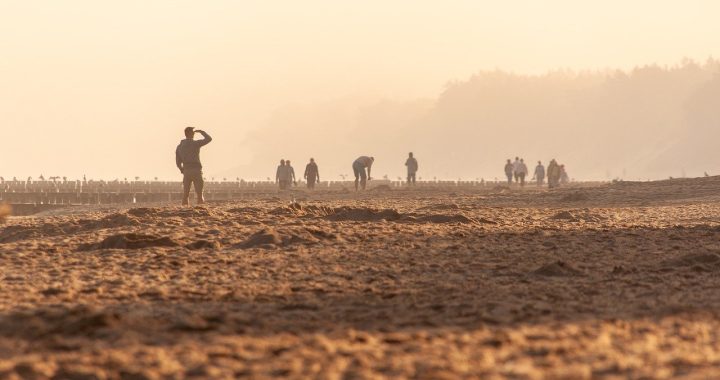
1,178,720,378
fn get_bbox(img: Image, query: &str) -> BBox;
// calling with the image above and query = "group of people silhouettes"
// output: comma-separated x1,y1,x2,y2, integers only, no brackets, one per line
354,152,419,190
275,160,296,190
504,157,569,188
177,127,570,207
271,152,418,192
274,159,321,190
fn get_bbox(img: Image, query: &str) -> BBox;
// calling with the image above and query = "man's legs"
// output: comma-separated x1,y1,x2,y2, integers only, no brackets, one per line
520,173,525,187
360,170,367,190
353,163,361,191
184,169,204,204
506,174,512,184
194,174,204,204
182,175,192,205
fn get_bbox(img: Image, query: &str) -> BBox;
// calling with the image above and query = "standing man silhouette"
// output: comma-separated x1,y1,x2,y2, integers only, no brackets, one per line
304,158,320,189
533,161,546,186
176,127,212,205
405,152,418,186
504,159,514,185
276,159,288,190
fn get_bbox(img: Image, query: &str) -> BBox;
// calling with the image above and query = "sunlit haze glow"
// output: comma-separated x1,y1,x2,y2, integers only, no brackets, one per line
1,1,719,181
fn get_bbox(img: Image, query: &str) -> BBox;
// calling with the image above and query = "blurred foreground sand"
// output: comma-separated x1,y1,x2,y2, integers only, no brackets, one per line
1,178,720,379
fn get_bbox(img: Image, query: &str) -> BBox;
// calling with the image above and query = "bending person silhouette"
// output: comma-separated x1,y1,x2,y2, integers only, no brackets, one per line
353,156,374,191
176,127,212,205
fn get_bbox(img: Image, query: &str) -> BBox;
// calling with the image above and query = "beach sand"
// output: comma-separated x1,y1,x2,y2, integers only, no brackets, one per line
1,178,720,379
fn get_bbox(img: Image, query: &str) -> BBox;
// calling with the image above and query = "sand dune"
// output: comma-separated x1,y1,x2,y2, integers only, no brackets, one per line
1,178,720,378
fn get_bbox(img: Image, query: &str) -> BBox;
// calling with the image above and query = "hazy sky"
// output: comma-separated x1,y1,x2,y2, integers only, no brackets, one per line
1,0,719,179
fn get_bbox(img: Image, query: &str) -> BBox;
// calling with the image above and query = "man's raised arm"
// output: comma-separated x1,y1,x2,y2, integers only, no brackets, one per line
196,130,212,146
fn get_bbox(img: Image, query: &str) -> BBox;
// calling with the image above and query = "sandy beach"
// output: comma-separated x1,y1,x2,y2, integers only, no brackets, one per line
1,177,720,379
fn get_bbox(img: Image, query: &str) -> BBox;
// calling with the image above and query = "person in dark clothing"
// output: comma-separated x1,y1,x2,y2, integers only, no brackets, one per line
533,161,545,186
405,152,418,185
304,158,320,189
504,159,514,185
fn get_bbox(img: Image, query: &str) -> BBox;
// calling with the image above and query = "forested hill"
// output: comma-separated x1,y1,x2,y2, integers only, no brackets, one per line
238,60,720,181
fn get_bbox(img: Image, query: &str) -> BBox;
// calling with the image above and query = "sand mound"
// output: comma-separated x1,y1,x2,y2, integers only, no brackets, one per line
238,227,339,248
160,207,213,218
81,233,179,250
0,305,121,338
185,240,222,250
418,203,461,211
0,225,37,243
561,191,590,202
0,203,11,223
661,253,720,271
532,261,584,277
403,213,493,224
129,207,213,218
550,211,577,221
127,207,160,217
227,206,263,215
0,213,140,243
548,210,605,223
271,203,336,218
239,228,283,248
271,204,483,224
371,184,393,192
325,207,402,222
85,213,140,228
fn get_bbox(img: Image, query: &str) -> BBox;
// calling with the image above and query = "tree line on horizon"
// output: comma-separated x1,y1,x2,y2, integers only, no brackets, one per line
240,59,720,181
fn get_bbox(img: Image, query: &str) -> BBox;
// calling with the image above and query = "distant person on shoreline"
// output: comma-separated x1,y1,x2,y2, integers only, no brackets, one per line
516,158,528,187
533,161,545,186
353,156,374,191
286,160,297,186
513,157,521,183
304,158,320,189
504,159,514,185
175,127,212,205
276,159,289,190
560,164,569,184
547,159,560,188
405,152,418,186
